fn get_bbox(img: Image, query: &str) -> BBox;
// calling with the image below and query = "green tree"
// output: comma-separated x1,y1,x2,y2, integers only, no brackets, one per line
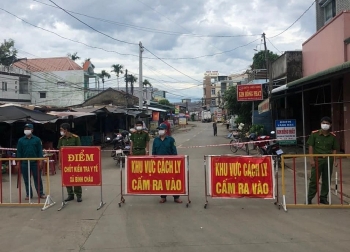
143,79,152,87
67,52,80,61
223,86,251,124
128,74,138,96
158,99,171,106
98,70,111,90
0,39,17,66
251,50,279,69
111,64,124,89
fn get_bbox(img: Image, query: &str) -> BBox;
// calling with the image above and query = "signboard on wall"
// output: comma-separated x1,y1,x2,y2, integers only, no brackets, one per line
275,120,297,145
237,84,263,101
258,98,270,114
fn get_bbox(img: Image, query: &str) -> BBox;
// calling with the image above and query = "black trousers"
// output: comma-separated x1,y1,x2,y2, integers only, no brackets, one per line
213,128,217,136
161,195,180,199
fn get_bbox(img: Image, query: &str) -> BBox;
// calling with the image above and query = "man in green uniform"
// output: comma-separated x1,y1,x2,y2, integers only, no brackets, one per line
57,123,83,202
307,116,339,204
16,123,46,200
130,121,150,156
152,124,182,203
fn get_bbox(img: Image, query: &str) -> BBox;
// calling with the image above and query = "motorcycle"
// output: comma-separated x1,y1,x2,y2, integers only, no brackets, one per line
106,131,131,166
257,131,284,168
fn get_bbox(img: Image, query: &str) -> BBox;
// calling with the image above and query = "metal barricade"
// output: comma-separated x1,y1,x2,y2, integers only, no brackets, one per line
0,157,56,211
118,155,191,208
281,154,350,211
204,155,280,209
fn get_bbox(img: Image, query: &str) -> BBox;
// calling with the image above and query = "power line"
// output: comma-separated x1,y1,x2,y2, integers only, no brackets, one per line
48,0,138,45
266,37,282,54
33,0,260,38
269,0,316,39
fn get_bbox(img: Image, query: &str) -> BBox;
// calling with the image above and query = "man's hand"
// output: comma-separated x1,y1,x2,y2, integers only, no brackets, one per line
310,159,315,167
334,158,338,167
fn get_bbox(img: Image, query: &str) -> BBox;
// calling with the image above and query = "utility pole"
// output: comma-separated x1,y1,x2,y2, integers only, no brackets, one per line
139,41,144,110
125,69,129,106
262,33,272,97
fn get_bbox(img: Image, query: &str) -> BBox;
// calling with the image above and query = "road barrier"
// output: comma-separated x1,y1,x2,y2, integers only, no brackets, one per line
0,157,56,211
281,154,350,211
119,155,191,208
58,146,106,211
204,155,280,209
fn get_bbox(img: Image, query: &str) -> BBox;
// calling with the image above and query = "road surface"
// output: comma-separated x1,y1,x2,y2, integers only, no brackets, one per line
1,122,349,252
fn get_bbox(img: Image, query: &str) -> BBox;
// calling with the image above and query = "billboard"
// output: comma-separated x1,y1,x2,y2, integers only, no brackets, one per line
237,84,263,101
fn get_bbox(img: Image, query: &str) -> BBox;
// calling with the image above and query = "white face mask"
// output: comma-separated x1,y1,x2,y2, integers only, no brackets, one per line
136,126,142,131
158,130,165,136
60,131,65,136
24,130,32,136
321,123,330,131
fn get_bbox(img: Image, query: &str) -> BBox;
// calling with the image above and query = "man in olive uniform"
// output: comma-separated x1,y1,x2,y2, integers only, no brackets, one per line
152,124,182,203
130,121,150,156
57,123,83,202
16,123,46,200
307,116,339,204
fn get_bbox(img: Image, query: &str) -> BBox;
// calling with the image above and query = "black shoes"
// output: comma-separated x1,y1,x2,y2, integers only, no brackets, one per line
77,197,82,202
65,195,74,201
320,198,329,205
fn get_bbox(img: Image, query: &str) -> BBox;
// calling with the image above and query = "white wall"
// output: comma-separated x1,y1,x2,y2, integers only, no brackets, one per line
0,74,31,103
30,70,84,107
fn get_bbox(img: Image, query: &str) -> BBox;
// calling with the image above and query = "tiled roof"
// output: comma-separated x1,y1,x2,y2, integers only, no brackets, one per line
13,57,83,72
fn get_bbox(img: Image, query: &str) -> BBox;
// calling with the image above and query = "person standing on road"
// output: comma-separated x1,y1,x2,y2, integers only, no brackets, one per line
213,121,217,136
16,123,46,200
57,123,83,202
130,121,150,156
152,123,182,204
162,115,172,136
307,116,339,204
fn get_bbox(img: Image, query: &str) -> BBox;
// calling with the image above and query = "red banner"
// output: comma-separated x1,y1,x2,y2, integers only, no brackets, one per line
152,111,160,121
126,156,187,195
210,156,273,198
60,146,102,186
237,84,263,101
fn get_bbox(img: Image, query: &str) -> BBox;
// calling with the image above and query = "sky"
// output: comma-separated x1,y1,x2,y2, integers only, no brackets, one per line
0,0,317,103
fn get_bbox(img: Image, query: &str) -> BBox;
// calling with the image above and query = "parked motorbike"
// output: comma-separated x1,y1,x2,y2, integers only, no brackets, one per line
106,131,131,166
257,131,284,168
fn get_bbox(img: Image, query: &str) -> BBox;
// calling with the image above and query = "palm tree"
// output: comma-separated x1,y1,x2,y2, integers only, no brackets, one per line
98,70,111,91
67,52,80,61
143,79,152,101
129,74,138,96
111,64,124,90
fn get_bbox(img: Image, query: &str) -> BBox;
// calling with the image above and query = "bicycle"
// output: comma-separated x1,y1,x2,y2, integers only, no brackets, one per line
229,132,249,155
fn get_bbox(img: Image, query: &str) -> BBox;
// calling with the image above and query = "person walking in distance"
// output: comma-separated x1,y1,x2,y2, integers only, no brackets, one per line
213,121,217,136
152,124,182,204
57,123,83,202
307,116,339,204
16,123,46,200
130,121,150,156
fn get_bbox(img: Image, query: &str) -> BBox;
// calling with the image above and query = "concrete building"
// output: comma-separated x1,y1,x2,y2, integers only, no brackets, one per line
14,57,84,107
0,65,31,104
316,0,350,30
272,11,350,152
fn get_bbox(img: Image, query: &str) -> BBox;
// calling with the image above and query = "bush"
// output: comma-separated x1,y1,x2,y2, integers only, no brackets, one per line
249,124,266,135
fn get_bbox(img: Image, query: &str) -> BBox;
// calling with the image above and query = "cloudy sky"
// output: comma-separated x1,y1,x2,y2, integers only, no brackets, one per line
1,0,316,102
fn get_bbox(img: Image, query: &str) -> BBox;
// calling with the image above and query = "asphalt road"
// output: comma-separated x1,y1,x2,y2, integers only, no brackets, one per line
1,122,350,252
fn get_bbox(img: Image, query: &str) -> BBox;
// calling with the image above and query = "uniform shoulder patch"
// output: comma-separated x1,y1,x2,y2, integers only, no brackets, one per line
311,130,319,134
72,134,79,137
330,132,336,136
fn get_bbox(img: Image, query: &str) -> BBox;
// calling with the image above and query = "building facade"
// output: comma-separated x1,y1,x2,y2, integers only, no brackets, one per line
0,65,31,104
316,0,350,30
14,57,85,107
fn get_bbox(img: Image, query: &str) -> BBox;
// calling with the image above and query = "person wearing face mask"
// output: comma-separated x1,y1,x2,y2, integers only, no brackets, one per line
307,116,339,204
152,123,182,203
16,123,46,200
57,123,83,202
130,121,150,156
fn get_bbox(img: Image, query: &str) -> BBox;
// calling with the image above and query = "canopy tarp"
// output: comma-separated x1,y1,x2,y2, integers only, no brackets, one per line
47,111,96,119
0,106,58,123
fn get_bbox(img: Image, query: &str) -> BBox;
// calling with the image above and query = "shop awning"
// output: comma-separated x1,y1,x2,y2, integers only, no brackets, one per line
47,111,95,119
287,61,350,89
0,106,58,123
